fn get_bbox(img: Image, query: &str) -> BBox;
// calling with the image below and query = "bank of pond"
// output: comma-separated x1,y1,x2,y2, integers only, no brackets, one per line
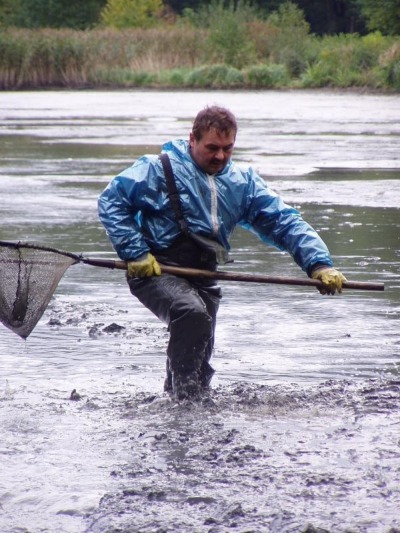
1,27,400,91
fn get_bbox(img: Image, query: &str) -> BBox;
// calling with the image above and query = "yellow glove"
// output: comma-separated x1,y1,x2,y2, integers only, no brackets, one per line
311,266,347,295
127,253,161,278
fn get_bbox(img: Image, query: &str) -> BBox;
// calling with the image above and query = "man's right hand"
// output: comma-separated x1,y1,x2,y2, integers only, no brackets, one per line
127,253,161,278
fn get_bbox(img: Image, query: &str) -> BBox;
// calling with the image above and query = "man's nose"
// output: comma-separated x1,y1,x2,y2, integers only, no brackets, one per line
215,148,224,160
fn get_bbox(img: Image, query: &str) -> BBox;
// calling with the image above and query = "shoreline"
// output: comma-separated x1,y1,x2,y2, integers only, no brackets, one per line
1,85,397,94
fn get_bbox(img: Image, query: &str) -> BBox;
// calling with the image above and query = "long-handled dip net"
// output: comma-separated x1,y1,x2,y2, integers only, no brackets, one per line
0,240,384,340
0,241,80,339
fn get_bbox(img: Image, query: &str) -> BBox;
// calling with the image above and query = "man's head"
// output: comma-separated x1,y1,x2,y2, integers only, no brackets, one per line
189,106,237,175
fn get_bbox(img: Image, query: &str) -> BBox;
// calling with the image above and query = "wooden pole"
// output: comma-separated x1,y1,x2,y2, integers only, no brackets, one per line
83,258,384,291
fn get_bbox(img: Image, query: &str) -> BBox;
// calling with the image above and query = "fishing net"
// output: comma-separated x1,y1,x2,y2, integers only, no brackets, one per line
0,241,79,339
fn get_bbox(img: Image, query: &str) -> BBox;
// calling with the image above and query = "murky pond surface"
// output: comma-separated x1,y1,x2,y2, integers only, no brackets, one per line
0,90,399,533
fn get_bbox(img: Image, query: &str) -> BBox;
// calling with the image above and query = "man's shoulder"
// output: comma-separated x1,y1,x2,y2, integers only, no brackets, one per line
162,140,190,164
124,153,162,173
114,154,162,183
136,153,161,165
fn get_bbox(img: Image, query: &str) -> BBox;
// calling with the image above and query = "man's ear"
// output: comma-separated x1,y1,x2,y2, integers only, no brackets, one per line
189,131,195,147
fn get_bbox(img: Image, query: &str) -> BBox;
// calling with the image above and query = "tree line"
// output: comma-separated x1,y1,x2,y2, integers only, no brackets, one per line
0,0,399,36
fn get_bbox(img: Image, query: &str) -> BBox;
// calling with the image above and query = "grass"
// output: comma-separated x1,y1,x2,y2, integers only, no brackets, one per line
0,27,399,91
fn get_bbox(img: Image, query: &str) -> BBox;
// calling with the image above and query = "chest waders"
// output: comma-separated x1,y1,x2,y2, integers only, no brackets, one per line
127,154,222,397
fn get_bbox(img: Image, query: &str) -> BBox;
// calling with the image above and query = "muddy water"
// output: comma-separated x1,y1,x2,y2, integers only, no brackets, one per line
0,90,399,533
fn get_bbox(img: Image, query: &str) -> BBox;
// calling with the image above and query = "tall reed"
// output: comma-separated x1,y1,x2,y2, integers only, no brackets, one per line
0,27,205,89
0,27,399,91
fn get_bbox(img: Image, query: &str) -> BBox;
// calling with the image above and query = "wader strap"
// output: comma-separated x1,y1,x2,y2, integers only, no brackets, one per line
159,153,188,235
158,152,230,266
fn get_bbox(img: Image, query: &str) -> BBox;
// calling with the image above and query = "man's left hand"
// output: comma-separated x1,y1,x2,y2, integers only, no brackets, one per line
311,266,347,295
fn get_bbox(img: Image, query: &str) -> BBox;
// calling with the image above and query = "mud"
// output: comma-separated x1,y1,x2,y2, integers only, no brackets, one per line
85,379,400,533
1,89,399,533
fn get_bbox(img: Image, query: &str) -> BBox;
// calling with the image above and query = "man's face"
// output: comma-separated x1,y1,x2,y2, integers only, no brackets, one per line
189,127,236,175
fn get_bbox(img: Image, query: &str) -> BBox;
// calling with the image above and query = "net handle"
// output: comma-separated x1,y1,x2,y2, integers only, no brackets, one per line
0,241,385,291
82,257,384,291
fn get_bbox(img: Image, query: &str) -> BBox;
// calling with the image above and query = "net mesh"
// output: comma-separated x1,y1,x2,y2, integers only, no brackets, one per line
0,242,78,339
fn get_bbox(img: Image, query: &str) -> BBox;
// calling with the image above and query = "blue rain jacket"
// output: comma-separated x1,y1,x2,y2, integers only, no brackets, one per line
98,140,333,275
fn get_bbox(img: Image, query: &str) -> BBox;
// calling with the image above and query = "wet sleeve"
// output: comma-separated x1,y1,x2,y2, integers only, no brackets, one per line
98,159,158,260
239,171,333,275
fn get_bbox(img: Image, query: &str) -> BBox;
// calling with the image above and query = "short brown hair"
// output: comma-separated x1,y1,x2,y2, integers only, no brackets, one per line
192,105,237,141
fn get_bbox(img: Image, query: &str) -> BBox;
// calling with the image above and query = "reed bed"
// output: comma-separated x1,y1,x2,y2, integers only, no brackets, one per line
1,27,399,91
0,27,205,89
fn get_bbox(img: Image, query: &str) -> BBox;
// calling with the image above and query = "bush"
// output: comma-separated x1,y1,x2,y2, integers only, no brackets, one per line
266,1,311,76
243,64,290,88
186,64,245,88
301,32,396,89
184,0,259,70
158,68,192,87
379,42,400,90
358,0,400,36
100,0,163,29
92,67,157,86
388,62,400,90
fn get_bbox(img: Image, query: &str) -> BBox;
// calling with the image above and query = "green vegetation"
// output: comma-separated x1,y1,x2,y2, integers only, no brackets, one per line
100,0,163,29
0,0,399,91
355,0,400,36
0,0,106,29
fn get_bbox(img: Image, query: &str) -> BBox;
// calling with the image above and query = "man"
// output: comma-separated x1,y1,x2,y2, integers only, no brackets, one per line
98,106,346,401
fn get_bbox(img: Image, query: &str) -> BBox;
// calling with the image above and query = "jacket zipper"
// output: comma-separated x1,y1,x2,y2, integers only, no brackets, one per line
207,174,219,237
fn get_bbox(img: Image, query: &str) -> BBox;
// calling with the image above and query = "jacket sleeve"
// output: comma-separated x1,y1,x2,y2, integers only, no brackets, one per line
240,170,333,276
98,157,158,260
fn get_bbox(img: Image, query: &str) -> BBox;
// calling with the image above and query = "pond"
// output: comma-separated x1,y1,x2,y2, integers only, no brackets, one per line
0,89,399,533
